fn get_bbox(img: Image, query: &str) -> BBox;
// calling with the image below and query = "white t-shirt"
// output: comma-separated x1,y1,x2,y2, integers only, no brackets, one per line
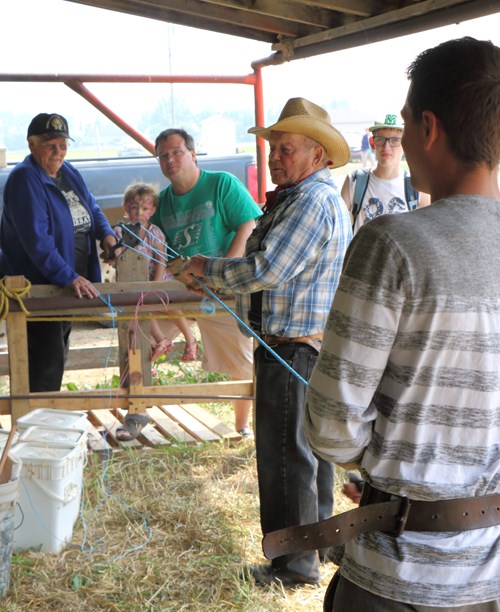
348,171,408,234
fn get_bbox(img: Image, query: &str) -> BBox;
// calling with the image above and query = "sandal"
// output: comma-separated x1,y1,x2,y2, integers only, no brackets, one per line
151,338,175,361
181,340,199,362
115,413,151,442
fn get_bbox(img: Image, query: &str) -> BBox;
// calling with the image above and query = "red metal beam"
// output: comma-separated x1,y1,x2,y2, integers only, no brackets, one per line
0,74,257,84
252,66,267,204
0,71,267,196
66,80,156,154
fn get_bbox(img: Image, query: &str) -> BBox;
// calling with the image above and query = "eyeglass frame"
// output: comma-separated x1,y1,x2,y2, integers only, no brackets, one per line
156,147,189,162
41,142,69,153
373,135,402,148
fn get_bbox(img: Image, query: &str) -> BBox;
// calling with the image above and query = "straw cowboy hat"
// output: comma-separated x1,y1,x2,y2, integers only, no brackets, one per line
248,97,351,169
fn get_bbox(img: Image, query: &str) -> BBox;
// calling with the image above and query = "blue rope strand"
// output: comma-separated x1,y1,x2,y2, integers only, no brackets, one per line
118,225,168,268
189,275,309,386
125,230,309,386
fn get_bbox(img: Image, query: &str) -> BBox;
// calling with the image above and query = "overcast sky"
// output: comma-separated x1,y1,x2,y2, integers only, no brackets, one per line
1,1,499,134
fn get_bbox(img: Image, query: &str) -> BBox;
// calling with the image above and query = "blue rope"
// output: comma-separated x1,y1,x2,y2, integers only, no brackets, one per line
190,275,309,386
127,226,309,387
118,224,168,268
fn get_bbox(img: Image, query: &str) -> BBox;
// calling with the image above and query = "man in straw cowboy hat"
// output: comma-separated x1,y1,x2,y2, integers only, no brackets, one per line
181,97,352,586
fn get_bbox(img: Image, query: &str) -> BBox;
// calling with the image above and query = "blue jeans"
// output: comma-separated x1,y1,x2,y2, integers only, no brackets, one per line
254,342,334,580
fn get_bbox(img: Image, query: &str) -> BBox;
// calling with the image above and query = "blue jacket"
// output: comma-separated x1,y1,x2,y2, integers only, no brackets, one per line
0,155,114,287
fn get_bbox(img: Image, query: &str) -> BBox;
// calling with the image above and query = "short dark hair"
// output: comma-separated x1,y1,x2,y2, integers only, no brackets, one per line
406,37,500,170
154,128,195,155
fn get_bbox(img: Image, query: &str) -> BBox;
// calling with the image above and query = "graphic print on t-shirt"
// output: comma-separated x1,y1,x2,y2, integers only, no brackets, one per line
174,223,202,250
363,196,406,222
168,199,225,256
62,188,91,233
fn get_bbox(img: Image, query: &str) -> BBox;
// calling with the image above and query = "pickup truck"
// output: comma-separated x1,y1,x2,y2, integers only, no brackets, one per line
0,152,259,224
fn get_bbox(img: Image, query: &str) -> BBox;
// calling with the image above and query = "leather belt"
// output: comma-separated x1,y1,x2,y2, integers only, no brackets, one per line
262,484,500,560
262,333,323,351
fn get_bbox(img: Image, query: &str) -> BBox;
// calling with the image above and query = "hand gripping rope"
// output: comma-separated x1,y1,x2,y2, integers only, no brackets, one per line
118,224,309,386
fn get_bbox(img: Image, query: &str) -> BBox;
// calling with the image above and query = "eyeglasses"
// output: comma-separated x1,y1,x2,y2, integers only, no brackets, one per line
42,143,68,153
156,148,188,162
373,136,402,148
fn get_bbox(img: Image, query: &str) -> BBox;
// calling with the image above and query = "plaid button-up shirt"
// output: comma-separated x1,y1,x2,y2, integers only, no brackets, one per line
205,168,352,337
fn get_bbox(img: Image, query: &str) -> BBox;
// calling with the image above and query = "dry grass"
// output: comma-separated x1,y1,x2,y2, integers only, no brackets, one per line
3,422,354,611
2,323,355,610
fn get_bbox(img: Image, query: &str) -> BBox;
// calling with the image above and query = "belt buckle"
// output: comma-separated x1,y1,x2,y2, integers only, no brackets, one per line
383,496,411,537
263,335,279,348
361,483,411,538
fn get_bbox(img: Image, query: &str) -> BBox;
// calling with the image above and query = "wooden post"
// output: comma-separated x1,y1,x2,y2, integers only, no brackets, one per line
5,276,30,423
128,349,148,414
115,250,152,395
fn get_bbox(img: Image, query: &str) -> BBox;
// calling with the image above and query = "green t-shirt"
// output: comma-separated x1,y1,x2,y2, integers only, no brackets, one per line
151,170,262,258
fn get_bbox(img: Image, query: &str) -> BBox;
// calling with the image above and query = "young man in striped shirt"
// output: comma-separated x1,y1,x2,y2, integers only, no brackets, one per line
306,37,500,610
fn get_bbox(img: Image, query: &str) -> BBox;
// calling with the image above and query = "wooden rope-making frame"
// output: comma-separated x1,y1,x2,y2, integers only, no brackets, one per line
0,252,254,439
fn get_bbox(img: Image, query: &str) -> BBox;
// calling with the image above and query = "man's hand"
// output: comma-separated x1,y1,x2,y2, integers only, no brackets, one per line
177,255,210,291
68,276,99,299
182,254,209,277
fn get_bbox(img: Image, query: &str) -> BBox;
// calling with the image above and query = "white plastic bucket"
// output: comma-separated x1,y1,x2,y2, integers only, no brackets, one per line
0,430,19,449
18,426,88,525
19,426,87,452
0,455,22,597
15,408,89,434
10,443,84,554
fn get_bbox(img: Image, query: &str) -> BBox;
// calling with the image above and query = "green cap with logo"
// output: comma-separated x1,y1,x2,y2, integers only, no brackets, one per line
368,114,403,133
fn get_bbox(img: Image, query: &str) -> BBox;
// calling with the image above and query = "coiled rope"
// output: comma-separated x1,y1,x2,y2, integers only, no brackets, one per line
0,276,31,320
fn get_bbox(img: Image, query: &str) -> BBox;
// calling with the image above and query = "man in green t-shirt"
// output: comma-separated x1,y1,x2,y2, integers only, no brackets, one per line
151,128,262,438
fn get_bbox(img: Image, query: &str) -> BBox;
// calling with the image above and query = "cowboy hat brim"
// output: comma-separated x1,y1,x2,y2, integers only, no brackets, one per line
248,115,351,169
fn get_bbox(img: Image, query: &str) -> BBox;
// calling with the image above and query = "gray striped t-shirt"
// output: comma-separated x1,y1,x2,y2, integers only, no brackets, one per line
306,195,500,607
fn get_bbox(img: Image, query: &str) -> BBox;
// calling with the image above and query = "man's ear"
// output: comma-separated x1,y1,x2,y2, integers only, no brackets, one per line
313,145,326,167
421,110,441,151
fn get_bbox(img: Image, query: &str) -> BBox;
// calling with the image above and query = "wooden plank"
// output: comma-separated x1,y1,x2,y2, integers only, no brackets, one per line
27,279,189,298
0,346,119,376
5,277,30,422
0,379,254,416
146,405,197,444
116,250,151,389
89,408,142,448
159,404,221,442
66,347,119,370
128,349,150,412
181,403,241,441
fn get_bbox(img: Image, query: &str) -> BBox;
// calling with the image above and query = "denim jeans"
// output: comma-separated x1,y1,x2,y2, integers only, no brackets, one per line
254,342,334,580
27,321,71,391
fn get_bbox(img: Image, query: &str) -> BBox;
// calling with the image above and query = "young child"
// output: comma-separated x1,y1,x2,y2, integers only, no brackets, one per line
115,183,198,362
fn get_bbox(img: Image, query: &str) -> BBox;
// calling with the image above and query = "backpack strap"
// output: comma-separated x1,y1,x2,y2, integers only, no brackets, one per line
351,169,370,229
404,170,419,210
